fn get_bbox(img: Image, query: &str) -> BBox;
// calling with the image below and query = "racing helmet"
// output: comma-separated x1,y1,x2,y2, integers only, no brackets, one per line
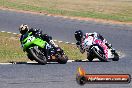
19,24,29,34
74,30,83,41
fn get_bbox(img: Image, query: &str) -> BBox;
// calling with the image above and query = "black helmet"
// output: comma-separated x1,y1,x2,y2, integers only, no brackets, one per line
74,30,83,41
19,24,29,34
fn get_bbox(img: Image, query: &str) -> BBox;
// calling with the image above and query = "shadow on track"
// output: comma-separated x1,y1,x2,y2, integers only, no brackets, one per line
9,61,59,65
74,59,110,63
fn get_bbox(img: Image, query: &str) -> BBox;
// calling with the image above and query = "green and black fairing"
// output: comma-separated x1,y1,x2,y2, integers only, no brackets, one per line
21,32,47,51
20,32,68,64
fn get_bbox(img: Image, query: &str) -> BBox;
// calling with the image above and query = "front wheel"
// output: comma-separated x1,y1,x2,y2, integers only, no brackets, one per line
29,46,47,65
92,47,107,62
87,53,94,62
27,53,34,61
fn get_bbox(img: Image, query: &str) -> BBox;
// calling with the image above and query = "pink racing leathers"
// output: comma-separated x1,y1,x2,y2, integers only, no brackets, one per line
81,33,108,60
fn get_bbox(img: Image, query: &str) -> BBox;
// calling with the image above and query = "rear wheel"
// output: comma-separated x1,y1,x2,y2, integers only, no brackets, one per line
57,55,68,64
92,47,107,62
29,46,47,65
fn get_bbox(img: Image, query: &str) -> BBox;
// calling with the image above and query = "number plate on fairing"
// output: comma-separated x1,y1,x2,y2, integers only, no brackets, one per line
26,36,35,43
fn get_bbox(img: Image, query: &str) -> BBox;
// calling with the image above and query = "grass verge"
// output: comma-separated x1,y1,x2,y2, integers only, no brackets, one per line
0,0,132,22
0,32,86,63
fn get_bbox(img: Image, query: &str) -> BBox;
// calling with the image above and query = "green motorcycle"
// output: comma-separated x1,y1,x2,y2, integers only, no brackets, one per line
21,32,68,65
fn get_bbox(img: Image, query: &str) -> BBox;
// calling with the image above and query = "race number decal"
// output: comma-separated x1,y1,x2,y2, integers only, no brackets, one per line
27,36,35,43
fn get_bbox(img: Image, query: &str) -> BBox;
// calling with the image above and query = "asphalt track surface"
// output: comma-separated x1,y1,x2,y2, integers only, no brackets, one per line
0,9,132,88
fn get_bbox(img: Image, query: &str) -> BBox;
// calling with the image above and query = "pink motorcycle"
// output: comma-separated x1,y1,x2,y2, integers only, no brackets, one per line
82,36,119,62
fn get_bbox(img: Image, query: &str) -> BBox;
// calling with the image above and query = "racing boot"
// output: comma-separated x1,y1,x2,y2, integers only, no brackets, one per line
49,40,59,53
111,48,116,54
49,40,58,47
105,43,115,54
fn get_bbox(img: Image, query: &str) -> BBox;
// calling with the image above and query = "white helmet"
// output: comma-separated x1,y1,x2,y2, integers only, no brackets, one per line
19,24,29,34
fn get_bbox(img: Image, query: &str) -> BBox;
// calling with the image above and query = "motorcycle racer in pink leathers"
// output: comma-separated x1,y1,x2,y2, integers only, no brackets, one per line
74,30,115,60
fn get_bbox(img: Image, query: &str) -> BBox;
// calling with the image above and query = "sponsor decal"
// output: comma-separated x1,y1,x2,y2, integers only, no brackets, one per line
76,67,131,85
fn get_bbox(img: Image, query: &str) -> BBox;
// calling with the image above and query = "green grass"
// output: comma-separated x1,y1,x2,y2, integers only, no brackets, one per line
0,32,28,62
55,42,87,60
0,0,132,22
0,32,86,63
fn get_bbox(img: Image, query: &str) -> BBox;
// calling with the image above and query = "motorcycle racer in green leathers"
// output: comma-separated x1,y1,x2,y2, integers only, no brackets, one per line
19,24,57,59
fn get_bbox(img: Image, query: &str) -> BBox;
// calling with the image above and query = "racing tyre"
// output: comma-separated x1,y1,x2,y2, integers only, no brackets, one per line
57,55,68,64
29,46,47,65
27,53,34,61
87,53,94,62
92,47,107,62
